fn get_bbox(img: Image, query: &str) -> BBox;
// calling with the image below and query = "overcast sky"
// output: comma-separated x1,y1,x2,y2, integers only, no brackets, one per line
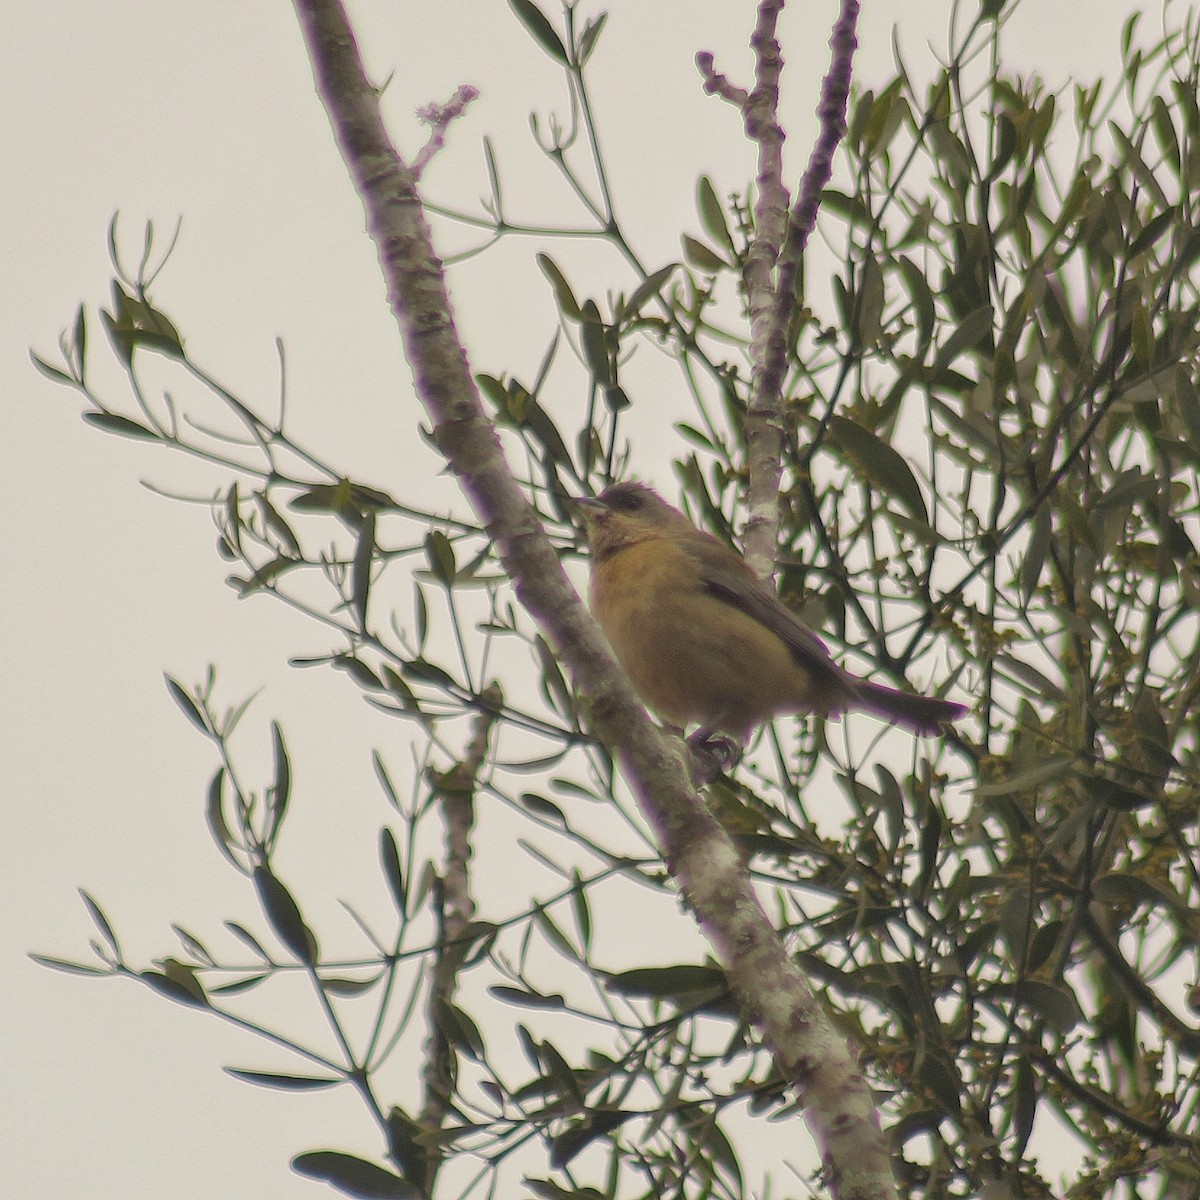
5,2,1149,1196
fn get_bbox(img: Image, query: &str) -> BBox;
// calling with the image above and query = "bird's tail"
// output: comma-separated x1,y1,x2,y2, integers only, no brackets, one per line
853,680,967,734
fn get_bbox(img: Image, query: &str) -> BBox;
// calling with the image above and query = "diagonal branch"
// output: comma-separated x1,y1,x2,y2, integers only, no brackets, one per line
289,2,895,1196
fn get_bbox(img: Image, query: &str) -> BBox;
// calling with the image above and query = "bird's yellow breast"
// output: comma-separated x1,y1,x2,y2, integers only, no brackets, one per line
589,536,820,738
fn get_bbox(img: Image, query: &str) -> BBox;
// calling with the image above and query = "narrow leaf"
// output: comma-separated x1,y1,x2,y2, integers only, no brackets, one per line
578,12,607,63
225,1067,341,1091
79,890,120,958
206,767,242,868
380,827,407,918
424,529,456,587
292,1150,417,1199
825,415,929,523
351,510,375,628
140,967,208,1008
265,720,291,846
508,0,569,64
536,253,581,318
83,411,158,440
253,866,317,964
164,675,208,732
29,954,110,976
618,263,678,324
30,352,75,386
606,964,726,998
489,984,567,1009
682,235,727,273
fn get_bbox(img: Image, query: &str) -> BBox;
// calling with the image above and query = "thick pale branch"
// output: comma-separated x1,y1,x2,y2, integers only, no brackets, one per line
289,2,894,1195
741,0,791,579
697,1,789,580
417,683,501,1192
705,0,860,579
762,0,859,415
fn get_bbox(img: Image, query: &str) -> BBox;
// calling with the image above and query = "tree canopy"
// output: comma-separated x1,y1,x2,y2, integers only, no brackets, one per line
30,2,1200,1198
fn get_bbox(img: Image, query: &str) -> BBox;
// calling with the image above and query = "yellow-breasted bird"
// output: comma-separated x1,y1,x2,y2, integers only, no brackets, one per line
576,482,965,743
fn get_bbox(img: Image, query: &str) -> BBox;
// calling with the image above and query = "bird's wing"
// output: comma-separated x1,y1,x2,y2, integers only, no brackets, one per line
682,535,850,685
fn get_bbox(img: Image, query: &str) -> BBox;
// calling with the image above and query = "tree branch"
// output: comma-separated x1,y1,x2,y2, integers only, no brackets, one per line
289,2,895,1195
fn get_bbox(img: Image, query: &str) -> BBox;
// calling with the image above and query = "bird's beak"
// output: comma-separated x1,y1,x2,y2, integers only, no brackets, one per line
573,496,607,517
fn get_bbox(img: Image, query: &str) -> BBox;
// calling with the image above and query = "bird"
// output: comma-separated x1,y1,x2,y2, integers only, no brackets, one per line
576,481,965,746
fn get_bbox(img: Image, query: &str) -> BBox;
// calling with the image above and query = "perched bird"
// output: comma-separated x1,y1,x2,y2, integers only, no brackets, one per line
576,482,965,744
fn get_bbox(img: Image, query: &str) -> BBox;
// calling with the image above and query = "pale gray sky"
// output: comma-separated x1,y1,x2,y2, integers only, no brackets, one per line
5,2,1148,1196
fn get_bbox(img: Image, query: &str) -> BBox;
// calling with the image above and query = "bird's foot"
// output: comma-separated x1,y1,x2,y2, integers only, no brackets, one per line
685,729,742,785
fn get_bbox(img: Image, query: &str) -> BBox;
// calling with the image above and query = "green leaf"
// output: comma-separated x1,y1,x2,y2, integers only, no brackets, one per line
224,921,270,961
508,0,569,64
163,956,211,1000
235,555,293,596
413,582,429,651
225,1067,341,1091
570,869,591,953
203,969,265,995
1109,121,1169,210
897,255,936,349
30,351,75,386
482,135,502,214
171,924,215,966
825,415,929,523
1151,94,1181,175
976,756,1074,796
682,235,727,273
29,953,110,976
534,906,578,962
577,11,608,64
986,113,1018,180
343,510,373,632
518,791,565,823
401,657,456,689
78,890,121,958
1019,508,1052,608
819,188,872,225
489,984,567,1009
140,967,209,1008
257,493,301,557
988,979,1083,1032
619,263,677,325
253,866,317,964
523,397,575,468
536,253,581,319
380,828,407,918
697,176,734,251
205,767,242,869
534,632,573,717
434,997,486,1060
82,411,159,440
1011,1058,1037,1157
698,1116,744,1192
1128,205,1176,258
380,666,427,724
265,720,291,846
930,305,993,376
323,976,379,997
72,303,87,377
287,480,396,516
579,301,611,385
550,1111,633,1169
292,1151,417,1199
334,655,384,690
606,963,726,998
1093,872,1191,919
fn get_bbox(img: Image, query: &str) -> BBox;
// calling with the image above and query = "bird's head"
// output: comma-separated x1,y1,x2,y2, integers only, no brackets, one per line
575,482,693,557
